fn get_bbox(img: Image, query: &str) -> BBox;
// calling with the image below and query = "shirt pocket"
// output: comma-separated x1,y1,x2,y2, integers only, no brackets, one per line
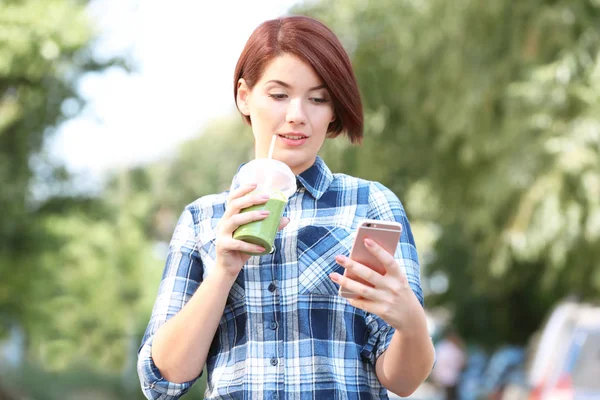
297,225,353,295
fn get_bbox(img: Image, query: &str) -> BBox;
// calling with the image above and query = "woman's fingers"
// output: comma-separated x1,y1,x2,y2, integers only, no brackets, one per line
219,185,291,256
220,209,271,234
225,191,271,219
332,240,411,300
335,255,385,287
333,255,385,302
363,238,404,280
278,217,291,231
226,183,258,207
221,213,290,237
220,236,266,255
329,271,379,301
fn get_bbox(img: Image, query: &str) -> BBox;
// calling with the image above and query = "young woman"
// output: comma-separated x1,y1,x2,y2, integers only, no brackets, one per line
138,15,434,399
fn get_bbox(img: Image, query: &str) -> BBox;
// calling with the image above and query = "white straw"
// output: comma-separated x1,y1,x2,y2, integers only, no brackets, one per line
264,134,277,192
267,134,277,159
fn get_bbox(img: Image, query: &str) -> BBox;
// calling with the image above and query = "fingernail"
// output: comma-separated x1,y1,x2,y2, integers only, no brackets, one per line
260,194,271,199
260,210,270,216
335,255,346,264
364,238,374,247
329,273,340,282
256,246,265,252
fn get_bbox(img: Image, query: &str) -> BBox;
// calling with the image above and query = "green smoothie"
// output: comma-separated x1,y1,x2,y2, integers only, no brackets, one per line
233,190,288,255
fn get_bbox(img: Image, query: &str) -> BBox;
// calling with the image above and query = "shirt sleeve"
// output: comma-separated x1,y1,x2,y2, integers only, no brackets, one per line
361,181,425,364
137,206,204,399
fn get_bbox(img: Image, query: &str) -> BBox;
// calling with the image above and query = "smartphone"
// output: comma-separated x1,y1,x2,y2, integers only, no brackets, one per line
339,219,402,299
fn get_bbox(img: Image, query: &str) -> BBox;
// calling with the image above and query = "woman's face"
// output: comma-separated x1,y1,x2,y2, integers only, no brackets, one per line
237,53,335,175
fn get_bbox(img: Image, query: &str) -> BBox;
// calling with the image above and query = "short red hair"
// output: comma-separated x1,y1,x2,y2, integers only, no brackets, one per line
234,16,364,144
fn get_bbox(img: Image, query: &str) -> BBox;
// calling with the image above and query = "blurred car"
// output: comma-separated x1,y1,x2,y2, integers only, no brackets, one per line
502,300,600,400
468,345,525,400
458,346,489,400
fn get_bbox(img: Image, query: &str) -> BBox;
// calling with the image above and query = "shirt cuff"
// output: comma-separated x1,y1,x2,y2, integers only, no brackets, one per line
375,324,395,360
361,314,394,365
138,336,200,397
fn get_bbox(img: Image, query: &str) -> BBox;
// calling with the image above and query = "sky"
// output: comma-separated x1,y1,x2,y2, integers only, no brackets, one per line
48,0,301,183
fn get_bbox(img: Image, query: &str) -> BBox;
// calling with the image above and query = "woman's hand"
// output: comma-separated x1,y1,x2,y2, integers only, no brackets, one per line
329,238,423,332
215,183,289,278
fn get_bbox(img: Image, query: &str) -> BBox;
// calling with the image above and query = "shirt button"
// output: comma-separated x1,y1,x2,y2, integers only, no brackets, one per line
269,321,278,330
268,281,277,292
270,357,278,366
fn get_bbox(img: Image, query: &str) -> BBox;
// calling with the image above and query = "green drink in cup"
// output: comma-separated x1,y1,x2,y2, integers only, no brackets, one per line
232,158,296,255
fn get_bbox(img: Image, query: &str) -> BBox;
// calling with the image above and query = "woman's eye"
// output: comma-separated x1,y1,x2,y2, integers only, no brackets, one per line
311,97,329,104
268,94,288,100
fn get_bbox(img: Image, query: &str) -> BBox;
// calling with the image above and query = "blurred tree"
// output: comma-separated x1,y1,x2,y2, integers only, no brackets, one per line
138,115,254,242
0,0,146,396
31,190,158,371
297,0,600,346
0,0,124,333
4,360,149,400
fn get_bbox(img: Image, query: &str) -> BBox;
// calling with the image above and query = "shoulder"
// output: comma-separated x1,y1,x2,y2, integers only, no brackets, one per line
329,172,372,194
367,180,402,203
167,192,227,244
188,191,228,211
331,173,400,199
178,191,229,224
329,173,406,216
367,181,406,216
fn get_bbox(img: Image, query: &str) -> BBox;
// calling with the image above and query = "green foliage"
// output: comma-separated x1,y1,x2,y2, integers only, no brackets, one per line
135,116,254,242
0,0,124,330
0,0,149,397
0,0,94,246
3,361,145,400
31,204,157,370
297,0,600,345
162,116,254,205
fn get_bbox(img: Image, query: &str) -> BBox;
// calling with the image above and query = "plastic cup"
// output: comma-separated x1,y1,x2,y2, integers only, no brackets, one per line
232,158,296,255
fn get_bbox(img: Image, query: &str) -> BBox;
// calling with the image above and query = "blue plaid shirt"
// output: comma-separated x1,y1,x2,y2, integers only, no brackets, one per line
138,156,424,399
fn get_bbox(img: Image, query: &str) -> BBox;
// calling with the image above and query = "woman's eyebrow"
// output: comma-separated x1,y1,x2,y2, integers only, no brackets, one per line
265,79,326,91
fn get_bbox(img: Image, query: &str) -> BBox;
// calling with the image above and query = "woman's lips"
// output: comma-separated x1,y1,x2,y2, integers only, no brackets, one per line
278,134,308,147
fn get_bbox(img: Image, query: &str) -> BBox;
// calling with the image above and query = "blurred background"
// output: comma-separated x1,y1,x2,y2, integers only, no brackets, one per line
1,0,599,399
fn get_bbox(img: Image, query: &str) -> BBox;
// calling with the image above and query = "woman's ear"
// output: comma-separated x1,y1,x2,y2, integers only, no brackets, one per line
236,78,250,116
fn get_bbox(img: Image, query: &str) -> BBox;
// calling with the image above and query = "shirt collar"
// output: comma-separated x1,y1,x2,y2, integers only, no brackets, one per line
295,156,333,200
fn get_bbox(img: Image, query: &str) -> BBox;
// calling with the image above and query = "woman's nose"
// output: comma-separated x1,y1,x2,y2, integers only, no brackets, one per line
285,98,307,124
